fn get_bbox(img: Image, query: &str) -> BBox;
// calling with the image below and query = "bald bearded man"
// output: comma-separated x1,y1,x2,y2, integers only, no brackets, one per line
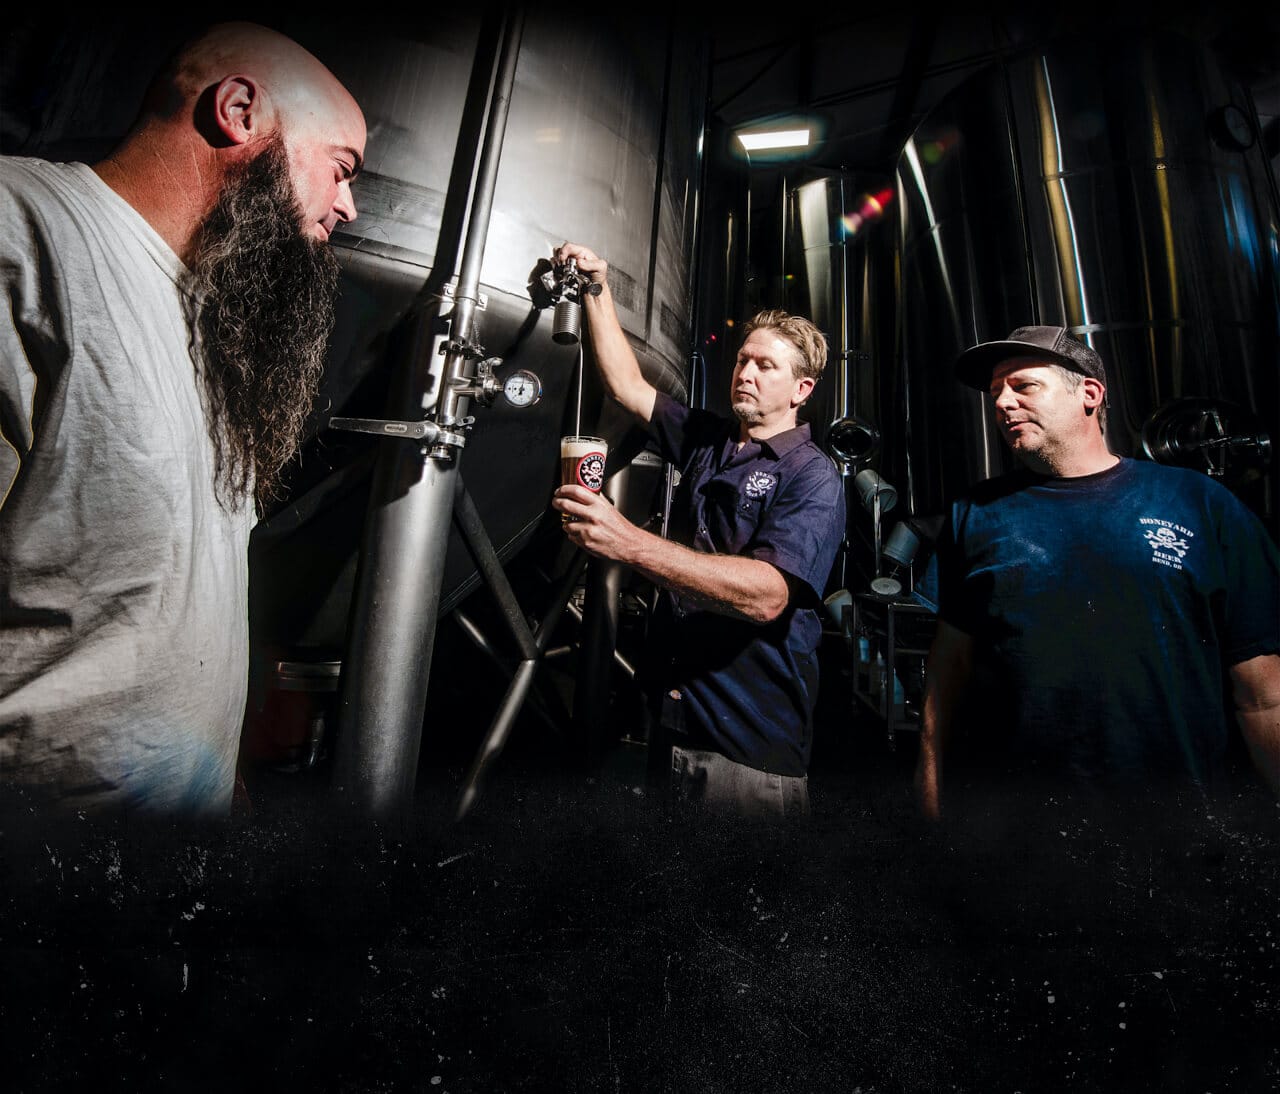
0,22,368,816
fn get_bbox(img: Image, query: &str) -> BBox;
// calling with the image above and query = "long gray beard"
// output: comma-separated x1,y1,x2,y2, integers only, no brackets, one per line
186,139,340,510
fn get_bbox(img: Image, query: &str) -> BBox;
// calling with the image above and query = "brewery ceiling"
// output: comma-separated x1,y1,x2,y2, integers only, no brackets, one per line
700,7,1280,186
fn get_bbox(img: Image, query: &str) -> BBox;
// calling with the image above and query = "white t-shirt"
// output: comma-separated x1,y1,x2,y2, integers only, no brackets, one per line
0,157,255,815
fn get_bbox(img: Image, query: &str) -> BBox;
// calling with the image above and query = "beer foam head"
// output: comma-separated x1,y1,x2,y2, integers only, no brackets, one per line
561,435,606,458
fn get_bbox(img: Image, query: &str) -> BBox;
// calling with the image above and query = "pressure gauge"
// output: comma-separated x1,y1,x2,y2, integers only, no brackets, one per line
502,369,542,408
1210,104,1255,152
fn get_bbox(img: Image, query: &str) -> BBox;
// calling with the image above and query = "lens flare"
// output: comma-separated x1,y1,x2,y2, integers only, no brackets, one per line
839,188,895,239
916,127,960,166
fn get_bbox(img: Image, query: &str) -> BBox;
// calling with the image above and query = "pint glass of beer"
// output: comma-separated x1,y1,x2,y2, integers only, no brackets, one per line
559,435,608,523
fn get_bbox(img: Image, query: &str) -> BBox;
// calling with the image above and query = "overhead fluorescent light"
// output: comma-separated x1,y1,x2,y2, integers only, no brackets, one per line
736,128,811,152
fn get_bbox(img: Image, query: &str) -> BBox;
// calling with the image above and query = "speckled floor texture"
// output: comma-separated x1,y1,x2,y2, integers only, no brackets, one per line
2,728,1276,1094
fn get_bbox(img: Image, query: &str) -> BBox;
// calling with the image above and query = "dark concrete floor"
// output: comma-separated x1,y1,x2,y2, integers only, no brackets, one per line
3,636,1278,1093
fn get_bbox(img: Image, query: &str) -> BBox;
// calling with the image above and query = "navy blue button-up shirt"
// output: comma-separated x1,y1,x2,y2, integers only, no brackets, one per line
645,391,846,775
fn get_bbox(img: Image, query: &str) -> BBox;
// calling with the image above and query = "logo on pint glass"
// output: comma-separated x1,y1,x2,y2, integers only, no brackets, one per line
577,453,606,492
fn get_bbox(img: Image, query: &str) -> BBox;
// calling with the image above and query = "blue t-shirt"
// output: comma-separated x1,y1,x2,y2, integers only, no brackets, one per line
645,392,847,775
936,457,1280,788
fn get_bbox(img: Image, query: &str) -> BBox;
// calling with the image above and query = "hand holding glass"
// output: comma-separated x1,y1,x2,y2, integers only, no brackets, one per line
559,435,608,524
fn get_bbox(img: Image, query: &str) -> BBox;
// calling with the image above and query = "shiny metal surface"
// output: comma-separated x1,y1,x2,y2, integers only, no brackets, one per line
783,173,898,591
245,11,706,658
330,12,699,393
893,28,1280,532
331,9,526,821
786,174,896,463
1,14,705,796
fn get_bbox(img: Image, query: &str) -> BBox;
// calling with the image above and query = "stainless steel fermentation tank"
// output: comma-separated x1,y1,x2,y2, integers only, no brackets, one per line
269,12,704,817
786,29,1280,603
1,13,705,816
889,28,1279,537
784,175,898,590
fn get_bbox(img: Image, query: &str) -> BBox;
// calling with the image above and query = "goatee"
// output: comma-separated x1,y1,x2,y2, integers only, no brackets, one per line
186,137,340,510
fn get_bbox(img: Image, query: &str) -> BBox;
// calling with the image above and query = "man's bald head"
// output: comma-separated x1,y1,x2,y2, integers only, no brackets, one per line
144,22,359,132
95,22,369,509
169,21,331,87
110,20,365,250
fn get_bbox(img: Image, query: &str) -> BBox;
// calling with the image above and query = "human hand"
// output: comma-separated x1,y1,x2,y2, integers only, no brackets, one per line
553,483,637,561
554,241,607,291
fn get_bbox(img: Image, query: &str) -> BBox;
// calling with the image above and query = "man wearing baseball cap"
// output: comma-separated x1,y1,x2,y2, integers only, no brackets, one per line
914,325,1280,821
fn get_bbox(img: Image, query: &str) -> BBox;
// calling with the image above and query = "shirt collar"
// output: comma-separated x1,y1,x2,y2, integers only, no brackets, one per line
751,420,813,459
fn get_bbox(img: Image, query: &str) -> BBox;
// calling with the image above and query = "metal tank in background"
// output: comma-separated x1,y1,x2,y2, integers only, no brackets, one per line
783,174,898,592
691,165,904,598
276,10,705,818
0,12,706,817
259,10,701,631
892,26,1280,539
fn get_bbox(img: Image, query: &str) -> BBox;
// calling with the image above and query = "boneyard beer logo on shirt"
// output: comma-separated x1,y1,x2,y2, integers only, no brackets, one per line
1140,516,1193,570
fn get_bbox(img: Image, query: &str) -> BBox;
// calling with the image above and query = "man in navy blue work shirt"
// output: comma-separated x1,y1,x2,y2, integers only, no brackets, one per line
552,241,846,819
915,325,1280,822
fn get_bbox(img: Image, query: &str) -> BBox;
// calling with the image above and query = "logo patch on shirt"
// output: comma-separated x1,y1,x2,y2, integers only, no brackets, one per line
1139,516,1194,570
743,470,777,499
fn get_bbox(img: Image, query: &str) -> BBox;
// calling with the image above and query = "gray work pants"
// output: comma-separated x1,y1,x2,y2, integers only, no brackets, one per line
668,745,810,820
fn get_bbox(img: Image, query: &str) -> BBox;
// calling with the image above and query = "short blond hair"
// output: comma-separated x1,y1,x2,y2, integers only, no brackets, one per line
742,309,828,382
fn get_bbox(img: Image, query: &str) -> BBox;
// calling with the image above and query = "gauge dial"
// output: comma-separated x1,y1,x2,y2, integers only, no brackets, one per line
502,369,542,408
1211,104,1255,151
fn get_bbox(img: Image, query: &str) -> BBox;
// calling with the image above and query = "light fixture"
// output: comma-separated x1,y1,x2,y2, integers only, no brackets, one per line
736,128,811,152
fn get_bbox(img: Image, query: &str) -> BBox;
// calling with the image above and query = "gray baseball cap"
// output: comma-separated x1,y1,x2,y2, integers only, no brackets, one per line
955,325,1107,391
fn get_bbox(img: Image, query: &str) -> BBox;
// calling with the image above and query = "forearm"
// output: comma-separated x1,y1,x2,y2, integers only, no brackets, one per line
1229,653,1280,797
916,692,948,821
914,622,974,820
1236,705,1280,796
556,482,790,623
620,524,789,624
581,284,656,422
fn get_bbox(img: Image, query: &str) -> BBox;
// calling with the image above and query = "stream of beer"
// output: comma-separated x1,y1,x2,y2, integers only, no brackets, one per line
575,343,583,437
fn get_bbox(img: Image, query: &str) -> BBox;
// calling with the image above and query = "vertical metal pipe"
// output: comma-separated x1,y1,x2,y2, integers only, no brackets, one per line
837,178,853,589
332,445,456,818
332,9,526,822
572,464,630,762
837,178,852,421
573,562,623,755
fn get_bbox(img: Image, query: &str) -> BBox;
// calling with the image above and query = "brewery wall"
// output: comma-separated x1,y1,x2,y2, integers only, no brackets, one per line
0,12,709,783
249,11,706,658
889,27,1280,543
783,175,899,593
761,25,1280,600
2,12,706,657
4,14,1279,775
